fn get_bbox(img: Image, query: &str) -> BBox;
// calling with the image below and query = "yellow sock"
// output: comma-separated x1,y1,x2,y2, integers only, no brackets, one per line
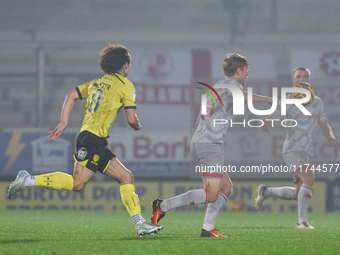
120,184,141,217
35,172,74,190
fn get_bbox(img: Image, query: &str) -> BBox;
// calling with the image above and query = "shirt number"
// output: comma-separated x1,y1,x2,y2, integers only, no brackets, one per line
89,89,103,114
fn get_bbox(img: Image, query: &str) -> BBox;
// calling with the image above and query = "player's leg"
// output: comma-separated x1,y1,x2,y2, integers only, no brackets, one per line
255,153,300,209
281,151,314,229
103,157,163,236
295,168,315,229
150,181,212,224
293,178,303,198
199,142,228,237
151,142,224,214
30,131,101,192
72,162,96,190
261,185,296,200
151,143,214,223
8,130,100,198
7,163,93,199
36,162,94,191
35,162,94,191
151,188,207,226
151,176,225,235
201,174,231,238
153,186,208,213
103,158,142,223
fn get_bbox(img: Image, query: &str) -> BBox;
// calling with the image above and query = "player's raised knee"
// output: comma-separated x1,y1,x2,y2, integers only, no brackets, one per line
120,170,134,185
205,191,219,203
220,178,233,197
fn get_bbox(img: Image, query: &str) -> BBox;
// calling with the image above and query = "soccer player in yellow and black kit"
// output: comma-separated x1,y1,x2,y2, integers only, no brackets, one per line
7,44,163,236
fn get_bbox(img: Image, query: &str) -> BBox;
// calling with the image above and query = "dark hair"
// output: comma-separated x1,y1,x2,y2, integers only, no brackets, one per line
222,53,248,76
99,44,131,74
293,66,311,75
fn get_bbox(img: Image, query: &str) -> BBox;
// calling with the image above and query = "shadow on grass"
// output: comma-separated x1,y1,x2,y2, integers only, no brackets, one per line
0,239,46,244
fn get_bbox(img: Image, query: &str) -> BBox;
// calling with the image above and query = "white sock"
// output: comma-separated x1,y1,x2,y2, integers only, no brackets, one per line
24,175,36,187
203,193,227,231
298,184,313,224
132,214,146,225
264,186,296,200
161,189,207,212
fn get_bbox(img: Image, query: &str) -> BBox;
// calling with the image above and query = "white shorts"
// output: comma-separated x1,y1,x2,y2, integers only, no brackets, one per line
190,142,224,179
283,151,311,183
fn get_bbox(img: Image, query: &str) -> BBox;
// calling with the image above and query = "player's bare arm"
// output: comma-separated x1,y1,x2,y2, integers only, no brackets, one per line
125,108,141,131
48,89,79,141
319,121,337,146
195,114,200,126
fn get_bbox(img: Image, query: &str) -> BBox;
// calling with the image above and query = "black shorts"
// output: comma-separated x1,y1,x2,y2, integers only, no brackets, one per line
73,131,115,173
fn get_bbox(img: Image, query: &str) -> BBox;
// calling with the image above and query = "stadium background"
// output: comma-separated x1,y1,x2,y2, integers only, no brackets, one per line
0,0,340,213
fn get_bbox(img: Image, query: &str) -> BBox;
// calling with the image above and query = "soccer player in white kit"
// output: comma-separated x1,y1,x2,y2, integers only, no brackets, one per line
254,67,337,229
151,54,274,237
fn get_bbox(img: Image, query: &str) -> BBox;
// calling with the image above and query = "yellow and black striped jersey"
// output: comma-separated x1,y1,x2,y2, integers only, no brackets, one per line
76,73,136,138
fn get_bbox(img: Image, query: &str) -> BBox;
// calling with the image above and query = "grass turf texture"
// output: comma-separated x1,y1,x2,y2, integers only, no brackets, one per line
0,210,339,255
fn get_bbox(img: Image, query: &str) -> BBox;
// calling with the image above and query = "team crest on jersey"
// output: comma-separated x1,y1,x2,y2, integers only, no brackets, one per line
132,91,136,100
77,147,87,160
91,154,100,165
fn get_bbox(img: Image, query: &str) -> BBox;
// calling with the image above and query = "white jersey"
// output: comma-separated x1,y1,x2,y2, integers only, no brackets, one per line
270,96,327,157
191,78,243,144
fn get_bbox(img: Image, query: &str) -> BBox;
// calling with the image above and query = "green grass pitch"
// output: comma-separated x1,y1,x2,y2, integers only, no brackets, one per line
0,210,339,255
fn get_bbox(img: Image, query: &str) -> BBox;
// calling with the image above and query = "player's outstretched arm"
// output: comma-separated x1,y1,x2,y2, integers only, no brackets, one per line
125,108,141,131
319,121,337,147
48,89,79,141
195,114,200,126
